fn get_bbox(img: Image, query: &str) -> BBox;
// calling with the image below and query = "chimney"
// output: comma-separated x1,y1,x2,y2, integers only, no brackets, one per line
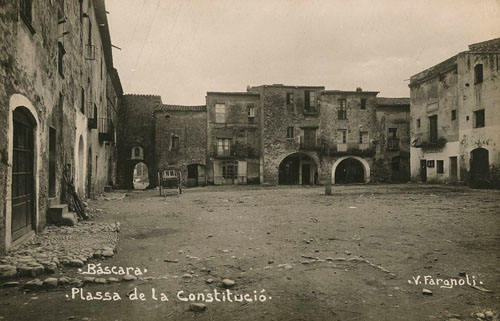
356,87,363,92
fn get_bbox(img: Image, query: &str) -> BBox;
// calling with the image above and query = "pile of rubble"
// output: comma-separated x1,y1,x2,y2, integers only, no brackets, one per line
0,222,120,285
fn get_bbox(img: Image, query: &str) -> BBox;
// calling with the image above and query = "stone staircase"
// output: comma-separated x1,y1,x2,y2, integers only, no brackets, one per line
48,199,78,226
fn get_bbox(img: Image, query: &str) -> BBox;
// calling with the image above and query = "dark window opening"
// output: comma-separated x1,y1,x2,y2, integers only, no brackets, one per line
304,91,316,112
171,136,180,151
20,0,34,33
286,127,294,139
474,109,485,128
360,98,366,110
388,128,398,138
429,115,438,143
49,127,56,197
286,93,294,104
58,42,65,78
437,160,444,174
79,0,83,23
247,105,255,121
134,148,140,157
451,110,456,121
474,64,483,84
88,19,92,46
417,118,421,128
80,88,85,113
338,99,347,119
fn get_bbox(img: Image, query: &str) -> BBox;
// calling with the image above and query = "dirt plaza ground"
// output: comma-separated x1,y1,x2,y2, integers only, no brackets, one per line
0,184,499,321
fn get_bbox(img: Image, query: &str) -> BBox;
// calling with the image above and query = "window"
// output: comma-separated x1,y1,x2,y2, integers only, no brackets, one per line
360,98,366,110
215,104,225,123
80,87,85,113
20,0,34,32
474,64,483,84
474,109,485,128
286,93,294,104
88,19,92,46
217,138,231,157
451,110,456,121
286,127,294,139
304,91,316,112
437,160,444,174
338,99,347,119
417,118,421,128
388,128,399,150
337,130,347,144
247,105,255,119
429,115,438,143
58,42,65,78
171,136,180,151
79,0,83,23
302,128,317,148
359,131,368,144
134,147,141,157
388,128,397,139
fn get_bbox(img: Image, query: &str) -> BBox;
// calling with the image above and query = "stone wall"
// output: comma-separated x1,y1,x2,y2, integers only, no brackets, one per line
0,0,121,253
206,93,261,184
154,106,207,185
117,94,161,189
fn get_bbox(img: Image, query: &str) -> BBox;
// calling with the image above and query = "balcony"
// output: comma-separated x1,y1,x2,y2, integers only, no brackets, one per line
98,118,114,143
299,137,319,151
412,132,446,150
387,138,400,151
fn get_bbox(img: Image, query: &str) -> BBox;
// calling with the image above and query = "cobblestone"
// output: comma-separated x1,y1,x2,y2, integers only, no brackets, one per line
0,222,119,280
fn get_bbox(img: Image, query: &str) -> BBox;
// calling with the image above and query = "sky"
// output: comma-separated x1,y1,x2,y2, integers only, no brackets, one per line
106,0,500,105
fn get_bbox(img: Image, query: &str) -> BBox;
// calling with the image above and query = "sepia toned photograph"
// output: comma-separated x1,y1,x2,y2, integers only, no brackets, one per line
0,0,499,320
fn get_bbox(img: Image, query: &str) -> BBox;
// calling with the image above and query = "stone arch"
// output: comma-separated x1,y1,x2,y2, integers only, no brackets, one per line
278,152,319,185
6,94,41,250
331,156,370,184
133,162,149,190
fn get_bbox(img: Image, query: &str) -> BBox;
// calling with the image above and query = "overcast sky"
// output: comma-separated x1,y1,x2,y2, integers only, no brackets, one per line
106,0,500,105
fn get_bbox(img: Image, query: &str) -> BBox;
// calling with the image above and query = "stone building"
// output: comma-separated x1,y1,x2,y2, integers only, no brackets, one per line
206,92,261,185
409,38,500,186
154,105,207,187
119,86,410,188
0,0,122,253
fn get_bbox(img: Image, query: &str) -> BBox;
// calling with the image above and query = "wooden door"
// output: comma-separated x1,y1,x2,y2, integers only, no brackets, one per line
302,164,311,185
12,109,35,240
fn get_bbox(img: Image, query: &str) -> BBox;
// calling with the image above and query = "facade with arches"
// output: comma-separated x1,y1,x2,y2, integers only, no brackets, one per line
0,0,122,253
410,38,500,186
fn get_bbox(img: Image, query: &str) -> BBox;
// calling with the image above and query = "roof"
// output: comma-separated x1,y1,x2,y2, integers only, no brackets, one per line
377,97,410,106
251,84,326,90
322,90,379,95
206,92,260,96
468,37,500,53
155,105,206,112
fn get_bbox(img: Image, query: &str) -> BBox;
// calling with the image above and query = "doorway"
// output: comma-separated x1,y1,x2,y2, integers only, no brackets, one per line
12,108,35,241
133,162,149,190
470,148,489,186
420,159,427,182
449,156,458,181
301,164,311,185
86,148,92,199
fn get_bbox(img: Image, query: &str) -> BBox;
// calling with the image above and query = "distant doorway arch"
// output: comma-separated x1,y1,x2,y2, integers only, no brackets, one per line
133,162,149,190
332,156,370,184
278,152,318,185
